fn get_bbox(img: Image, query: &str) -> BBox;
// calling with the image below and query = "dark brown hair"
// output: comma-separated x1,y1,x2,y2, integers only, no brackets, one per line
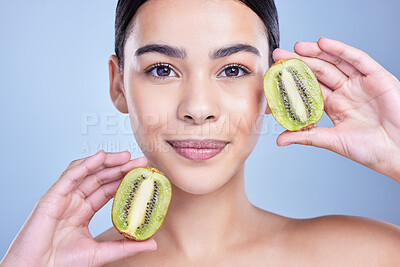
115,0,279,69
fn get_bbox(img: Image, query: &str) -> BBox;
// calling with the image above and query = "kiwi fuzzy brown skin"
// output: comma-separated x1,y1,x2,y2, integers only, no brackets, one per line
264,58,324,132
111,166,172,241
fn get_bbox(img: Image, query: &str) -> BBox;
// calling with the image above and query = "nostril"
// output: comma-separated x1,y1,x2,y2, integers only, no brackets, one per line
184,115,193,121
183,114,215,124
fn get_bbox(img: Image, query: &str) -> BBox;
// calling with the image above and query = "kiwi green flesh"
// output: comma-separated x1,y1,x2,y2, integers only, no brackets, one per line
263,58,324,131
112,167,171,241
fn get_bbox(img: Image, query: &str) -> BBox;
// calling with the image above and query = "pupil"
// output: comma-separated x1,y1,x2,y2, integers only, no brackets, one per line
226,67,238,76
157,67,170,76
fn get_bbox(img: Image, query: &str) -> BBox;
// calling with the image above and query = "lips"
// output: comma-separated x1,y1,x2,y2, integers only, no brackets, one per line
168,139,228,149
167,139,229,161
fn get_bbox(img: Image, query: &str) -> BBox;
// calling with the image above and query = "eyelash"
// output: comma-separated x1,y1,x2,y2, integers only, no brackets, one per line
144,62,177,80
144,62,252,80
222,63,252,79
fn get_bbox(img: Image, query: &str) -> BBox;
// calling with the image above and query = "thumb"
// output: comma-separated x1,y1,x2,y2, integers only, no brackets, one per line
94,238,157,266
276,126,337,151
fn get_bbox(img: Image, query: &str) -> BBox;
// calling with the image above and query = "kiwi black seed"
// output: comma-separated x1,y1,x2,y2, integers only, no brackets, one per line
112,166,172,241
263,58,324,131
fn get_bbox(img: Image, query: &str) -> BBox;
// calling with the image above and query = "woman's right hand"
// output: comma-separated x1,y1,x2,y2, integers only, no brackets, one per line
0,150,156,267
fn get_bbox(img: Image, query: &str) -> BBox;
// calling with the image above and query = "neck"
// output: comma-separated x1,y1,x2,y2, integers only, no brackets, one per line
156,163,260,259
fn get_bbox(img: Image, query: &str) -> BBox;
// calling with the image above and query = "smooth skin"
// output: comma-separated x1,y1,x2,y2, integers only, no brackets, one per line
2,0,400,266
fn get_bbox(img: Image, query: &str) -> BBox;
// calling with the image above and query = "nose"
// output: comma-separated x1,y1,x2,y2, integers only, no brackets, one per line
177,75,221,125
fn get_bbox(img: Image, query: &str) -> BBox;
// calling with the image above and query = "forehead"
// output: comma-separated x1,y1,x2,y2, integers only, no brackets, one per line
126,0,268,57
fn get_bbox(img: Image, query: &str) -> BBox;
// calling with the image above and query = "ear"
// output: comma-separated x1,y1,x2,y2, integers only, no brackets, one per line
109,55,128,114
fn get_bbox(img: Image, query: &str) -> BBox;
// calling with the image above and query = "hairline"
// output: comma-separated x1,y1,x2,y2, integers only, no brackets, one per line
118,2,271,70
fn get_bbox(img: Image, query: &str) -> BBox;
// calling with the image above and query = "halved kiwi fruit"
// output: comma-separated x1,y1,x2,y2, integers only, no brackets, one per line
263,58,324,131
112,167,172,241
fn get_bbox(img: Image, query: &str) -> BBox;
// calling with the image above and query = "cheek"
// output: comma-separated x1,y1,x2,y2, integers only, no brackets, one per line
224,79,266,136
125,82,170,151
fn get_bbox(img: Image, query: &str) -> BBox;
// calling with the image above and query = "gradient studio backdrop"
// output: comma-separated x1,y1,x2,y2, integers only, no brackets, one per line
1,0,400,257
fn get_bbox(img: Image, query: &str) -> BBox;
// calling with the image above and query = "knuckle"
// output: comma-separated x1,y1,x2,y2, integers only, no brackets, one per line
81,160,92,175
104,188,114,200
61,167,71,177
334,57,342,66
351,57,361,67
351,52,366,67
314,65,325,78
332,78,344,90
69,159,79,166
67,158,83,168
304,140,313,146
301,138,313,146
94,172,106,186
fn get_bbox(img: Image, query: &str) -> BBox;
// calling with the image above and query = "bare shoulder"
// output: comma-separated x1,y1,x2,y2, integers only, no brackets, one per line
284,214,400,266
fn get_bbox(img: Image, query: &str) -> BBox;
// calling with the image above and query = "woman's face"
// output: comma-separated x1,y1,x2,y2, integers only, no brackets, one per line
110,0,270,195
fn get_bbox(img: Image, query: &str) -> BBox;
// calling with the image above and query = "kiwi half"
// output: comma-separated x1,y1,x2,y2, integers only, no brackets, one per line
263,58,324,131
112,167,171,241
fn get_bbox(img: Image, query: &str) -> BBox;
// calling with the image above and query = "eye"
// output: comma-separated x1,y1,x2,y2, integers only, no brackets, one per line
218,64,251,78
144,63,178,79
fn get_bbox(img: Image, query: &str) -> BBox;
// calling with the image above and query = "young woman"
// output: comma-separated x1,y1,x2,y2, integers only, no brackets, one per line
2,0,400,266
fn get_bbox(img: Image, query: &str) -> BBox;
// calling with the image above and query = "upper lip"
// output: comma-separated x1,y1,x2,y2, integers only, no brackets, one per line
167,139,229,149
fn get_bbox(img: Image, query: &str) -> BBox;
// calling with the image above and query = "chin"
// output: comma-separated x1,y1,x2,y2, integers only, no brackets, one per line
167,163,233,195
171,175,228,195
147,158,233,196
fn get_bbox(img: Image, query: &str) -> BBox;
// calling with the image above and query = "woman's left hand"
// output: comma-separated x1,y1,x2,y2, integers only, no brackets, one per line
272,37,400,182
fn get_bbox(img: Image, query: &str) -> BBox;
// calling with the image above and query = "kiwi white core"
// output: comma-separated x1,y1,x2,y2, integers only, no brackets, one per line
281,67,308,122
127,174,154,233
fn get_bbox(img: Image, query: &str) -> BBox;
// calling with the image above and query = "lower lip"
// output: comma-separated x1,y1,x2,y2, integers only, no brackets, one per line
169,143,227,161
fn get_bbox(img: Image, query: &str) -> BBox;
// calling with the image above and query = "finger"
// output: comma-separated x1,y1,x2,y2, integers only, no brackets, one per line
94,239,157,266
51,150,106,196
78,156,148,198
273,48,347,91
317,37,383,76
276,126,339,153
293,41,360,78
67,151,132,174
318,82,333,104
85,179,121,215
66,158,86,170
90,151,133,173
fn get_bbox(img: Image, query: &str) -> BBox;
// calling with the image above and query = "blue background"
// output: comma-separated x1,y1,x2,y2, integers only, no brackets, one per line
1,0,399,258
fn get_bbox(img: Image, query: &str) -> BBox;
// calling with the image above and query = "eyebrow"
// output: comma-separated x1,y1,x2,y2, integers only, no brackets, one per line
134,43,260,59
211,43,261,59
135,44,187,59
